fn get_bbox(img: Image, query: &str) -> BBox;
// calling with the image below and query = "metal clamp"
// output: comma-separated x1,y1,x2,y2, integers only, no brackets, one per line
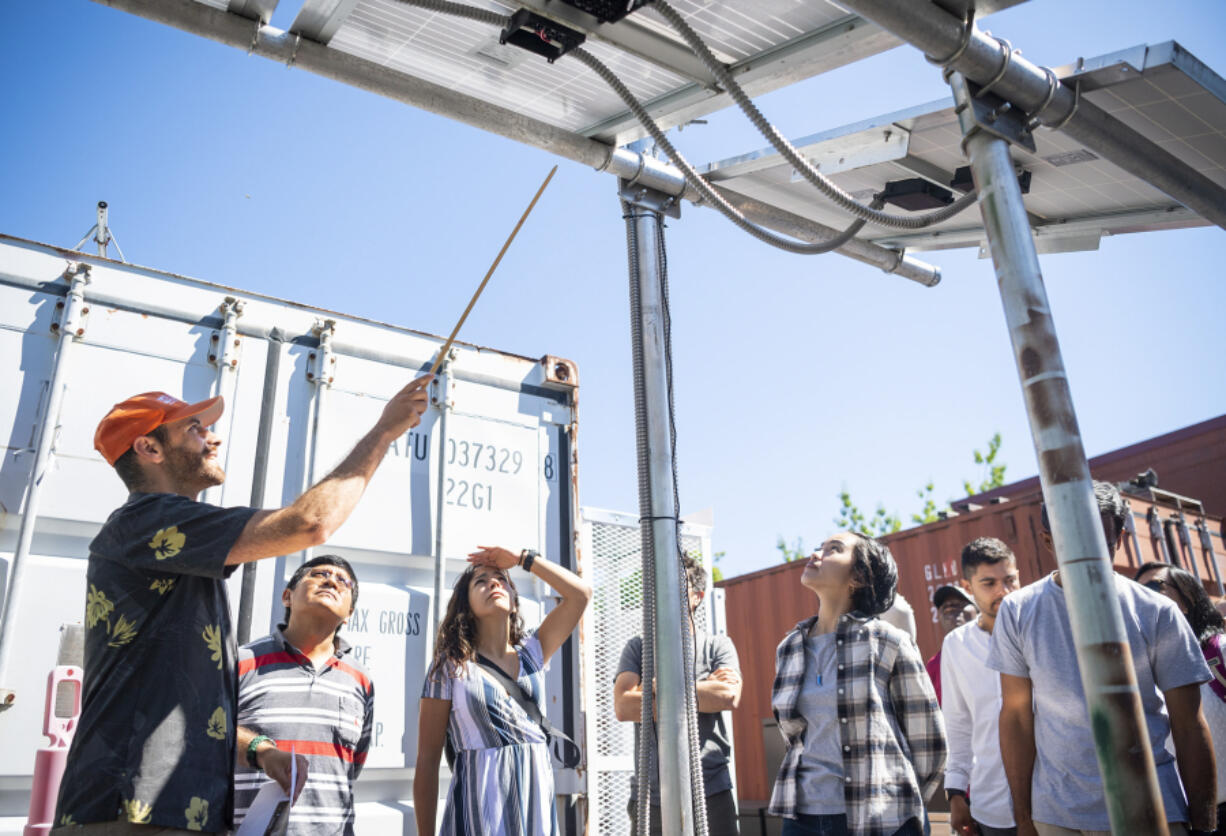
976,37,1013,98
1045,78,1080,131
307,319,336,387
1024,66,1061,131
618,179,682,218
925,7,976,67
286,33,302,68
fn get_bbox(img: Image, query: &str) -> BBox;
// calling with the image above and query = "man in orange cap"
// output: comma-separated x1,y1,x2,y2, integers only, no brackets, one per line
53,375,432,834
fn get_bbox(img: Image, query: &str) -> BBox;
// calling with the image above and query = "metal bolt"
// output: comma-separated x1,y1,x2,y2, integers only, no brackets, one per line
208,354,217,362
76,328,84,336
307,372,315,381
81,307,90,314
56,301,64,309
211,334,219,342
50,323,60,331
233,339,240,347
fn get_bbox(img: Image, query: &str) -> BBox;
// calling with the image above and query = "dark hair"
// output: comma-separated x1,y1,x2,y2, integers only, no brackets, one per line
428,564,525,681
961,537,1015,579
112,425,170,491
1040,480,1128,552
283,555,359,635
1132,561,1170,582
682,553,706,597
848,533,898,618
1139,564,1225,645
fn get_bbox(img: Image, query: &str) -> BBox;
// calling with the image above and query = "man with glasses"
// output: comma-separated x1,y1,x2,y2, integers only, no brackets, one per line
988,481,1215,836
56,377,429,834
235,555,373,835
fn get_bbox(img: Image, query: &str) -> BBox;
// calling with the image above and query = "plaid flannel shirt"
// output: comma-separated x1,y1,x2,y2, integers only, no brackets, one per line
768,613,946,835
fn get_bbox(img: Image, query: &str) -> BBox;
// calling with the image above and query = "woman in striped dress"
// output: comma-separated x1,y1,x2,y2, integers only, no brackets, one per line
414,546,592,836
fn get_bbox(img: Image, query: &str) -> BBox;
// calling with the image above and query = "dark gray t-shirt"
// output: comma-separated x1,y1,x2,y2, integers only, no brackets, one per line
56,493,257,832
616,632,740,799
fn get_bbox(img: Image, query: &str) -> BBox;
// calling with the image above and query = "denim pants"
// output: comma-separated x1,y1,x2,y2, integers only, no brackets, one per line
781,813,924,836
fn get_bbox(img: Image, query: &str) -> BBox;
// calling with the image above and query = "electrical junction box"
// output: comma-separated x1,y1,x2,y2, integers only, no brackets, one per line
500,9,586,62
554,0,655,24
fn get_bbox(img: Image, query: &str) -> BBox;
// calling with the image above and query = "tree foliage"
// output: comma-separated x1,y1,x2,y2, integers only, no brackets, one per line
777,434,1010,564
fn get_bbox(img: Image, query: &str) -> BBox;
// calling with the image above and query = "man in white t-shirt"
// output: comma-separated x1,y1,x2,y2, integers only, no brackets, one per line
941,537,1021,836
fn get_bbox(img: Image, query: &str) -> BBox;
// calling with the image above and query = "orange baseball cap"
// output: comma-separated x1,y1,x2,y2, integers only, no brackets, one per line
94,392,225,466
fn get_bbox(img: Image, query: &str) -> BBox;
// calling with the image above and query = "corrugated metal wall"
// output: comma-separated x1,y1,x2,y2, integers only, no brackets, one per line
719,481,1226,805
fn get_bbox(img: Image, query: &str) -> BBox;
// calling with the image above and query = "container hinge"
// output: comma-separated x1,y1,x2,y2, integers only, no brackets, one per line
209,296,245,370
307,319,337,387
50,263,92,340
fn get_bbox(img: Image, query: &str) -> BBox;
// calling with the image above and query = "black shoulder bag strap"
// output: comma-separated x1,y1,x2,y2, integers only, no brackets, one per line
475,654,582,769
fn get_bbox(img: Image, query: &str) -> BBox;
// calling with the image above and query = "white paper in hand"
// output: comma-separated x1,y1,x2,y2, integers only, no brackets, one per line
236,745,296,836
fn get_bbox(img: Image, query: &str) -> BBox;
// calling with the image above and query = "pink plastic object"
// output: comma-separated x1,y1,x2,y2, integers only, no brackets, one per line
24,665,82,836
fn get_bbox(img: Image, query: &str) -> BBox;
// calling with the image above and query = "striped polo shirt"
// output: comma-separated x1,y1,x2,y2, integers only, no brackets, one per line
235,629,374,835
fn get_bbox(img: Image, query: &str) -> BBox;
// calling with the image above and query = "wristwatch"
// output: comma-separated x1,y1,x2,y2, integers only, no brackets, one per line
945,789,967,803
519,549,538,572
247,735,276,770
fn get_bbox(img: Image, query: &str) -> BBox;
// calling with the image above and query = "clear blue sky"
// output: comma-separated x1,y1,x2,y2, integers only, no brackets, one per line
3,1,1223,579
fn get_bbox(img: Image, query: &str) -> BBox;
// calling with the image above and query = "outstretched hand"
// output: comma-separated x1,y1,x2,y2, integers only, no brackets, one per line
468,546,519,570
378,374,433,436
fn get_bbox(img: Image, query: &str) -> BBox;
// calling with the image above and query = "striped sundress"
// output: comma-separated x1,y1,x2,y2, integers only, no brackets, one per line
421,633,558,836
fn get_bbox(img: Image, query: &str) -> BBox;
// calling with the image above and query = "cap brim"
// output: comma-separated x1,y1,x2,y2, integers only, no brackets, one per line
167,395,225,429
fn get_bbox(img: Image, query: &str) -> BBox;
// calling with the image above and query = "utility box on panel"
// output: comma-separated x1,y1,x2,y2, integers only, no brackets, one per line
0,233,584,836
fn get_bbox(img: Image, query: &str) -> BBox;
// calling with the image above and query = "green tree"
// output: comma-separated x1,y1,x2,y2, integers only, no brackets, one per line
775,434,1009,564
775,535,807,562
963,432,1007,496
711,550,726,583
833,491,902,537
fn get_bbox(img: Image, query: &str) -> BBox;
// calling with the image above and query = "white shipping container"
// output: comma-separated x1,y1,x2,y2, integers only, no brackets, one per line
0,233,585,835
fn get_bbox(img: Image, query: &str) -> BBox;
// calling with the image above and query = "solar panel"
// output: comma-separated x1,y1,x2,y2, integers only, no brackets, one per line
699,41,1226,255
252,0,1023,144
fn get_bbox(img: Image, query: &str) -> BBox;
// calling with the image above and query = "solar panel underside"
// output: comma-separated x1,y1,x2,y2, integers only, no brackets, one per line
699,42,1226,253
312,0,862,137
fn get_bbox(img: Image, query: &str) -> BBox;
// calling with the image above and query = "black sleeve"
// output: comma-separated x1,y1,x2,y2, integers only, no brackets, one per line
94,493,258,579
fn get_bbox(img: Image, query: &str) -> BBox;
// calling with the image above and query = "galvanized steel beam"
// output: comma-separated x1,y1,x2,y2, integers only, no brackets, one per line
950,70,1167,835
88,0,942,285
835,0,1226,229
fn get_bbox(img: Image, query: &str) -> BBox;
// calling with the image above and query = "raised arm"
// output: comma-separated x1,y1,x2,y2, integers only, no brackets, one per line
614,671,645,722
414,697,451,836
226,375,430,565
468,546,592,663
999,673,1038,836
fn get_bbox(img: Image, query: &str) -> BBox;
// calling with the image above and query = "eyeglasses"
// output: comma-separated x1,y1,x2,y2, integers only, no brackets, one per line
307,568,354,590
1143,579,1167,593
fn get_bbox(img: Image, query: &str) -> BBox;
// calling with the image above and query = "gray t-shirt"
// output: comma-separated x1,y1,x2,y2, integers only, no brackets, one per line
986,572,1210,830
795,633,845,814
616,632,740,799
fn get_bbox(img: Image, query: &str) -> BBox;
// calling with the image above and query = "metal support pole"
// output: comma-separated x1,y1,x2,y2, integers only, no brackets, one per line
95,202,111,257
624,198,695,836
950,70,1166,834
0,264,92,709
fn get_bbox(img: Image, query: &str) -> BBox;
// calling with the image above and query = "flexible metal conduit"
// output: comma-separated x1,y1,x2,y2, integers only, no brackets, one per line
651,0,979,230
398,0,915,253
86,0,941,284
834,0,1226,230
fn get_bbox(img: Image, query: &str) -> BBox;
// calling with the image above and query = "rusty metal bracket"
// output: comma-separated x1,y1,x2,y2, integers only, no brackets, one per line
618,179,681,218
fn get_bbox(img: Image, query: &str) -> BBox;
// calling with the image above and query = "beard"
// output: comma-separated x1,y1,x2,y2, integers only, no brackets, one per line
164,443,225,491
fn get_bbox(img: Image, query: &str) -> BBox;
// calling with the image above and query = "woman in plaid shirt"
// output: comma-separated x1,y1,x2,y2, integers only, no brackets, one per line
769,532,946,836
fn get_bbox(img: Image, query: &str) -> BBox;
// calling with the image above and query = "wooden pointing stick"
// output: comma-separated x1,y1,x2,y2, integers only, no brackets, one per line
429,165,559,376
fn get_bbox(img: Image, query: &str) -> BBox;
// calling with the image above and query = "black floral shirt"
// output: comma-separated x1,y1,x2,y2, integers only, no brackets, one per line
56,493,258,832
